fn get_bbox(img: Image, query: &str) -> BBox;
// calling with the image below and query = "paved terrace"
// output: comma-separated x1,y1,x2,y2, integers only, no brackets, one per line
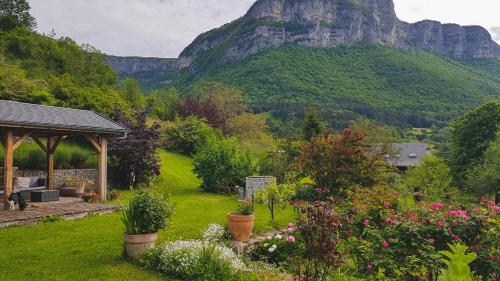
0,198,118,227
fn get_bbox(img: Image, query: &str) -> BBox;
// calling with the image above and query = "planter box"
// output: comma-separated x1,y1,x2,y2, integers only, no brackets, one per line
31,190,60,202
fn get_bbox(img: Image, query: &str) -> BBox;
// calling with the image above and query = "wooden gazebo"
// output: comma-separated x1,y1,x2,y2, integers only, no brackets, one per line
0,101,129,209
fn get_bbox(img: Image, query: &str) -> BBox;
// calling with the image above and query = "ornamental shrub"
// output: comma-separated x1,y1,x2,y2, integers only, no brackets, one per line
255,183,296,220
248,225,299,271
346,195,499,280
162,116,218,155
123,188,173,234
193,135,253,193
295,129,387,197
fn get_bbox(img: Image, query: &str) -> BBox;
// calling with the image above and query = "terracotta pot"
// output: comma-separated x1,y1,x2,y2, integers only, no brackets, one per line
227,213,254,242
74,160,86,169
124,232,158,259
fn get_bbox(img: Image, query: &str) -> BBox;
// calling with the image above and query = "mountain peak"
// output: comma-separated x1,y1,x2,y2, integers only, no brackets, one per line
177,0,499,69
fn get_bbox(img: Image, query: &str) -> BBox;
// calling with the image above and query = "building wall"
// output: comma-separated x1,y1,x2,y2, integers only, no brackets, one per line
17,169,98,189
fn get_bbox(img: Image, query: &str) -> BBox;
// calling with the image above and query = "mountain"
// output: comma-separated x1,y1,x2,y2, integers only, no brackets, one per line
179,0,499,69
105,0,500,128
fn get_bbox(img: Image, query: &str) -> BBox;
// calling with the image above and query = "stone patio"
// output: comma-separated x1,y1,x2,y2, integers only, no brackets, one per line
0,197,118,227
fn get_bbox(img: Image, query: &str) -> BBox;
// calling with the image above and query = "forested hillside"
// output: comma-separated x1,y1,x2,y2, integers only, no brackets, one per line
0,5,130,115
171,44,500,128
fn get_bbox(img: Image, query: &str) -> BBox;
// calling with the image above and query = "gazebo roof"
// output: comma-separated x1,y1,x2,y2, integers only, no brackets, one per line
0,100,128,136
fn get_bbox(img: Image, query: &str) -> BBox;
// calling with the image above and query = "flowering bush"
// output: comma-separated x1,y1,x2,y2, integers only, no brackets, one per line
248,226,299,270
346,195,499,280
203,223,227,243
140,240,247,280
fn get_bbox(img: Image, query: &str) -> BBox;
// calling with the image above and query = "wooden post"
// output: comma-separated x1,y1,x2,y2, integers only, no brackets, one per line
3,131,14,210
46,137,54,190
98,136,108,202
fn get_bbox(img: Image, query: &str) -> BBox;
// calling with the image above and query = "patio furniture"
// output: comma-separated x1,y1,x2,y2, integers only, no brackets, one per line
31,190,60,202
0,176,46,201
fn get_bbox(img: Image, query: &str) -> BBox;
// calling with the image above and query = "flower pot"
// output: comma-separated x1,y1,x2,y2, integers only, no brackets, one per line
74,160,86,169
227,213,254,242
123,232,158,259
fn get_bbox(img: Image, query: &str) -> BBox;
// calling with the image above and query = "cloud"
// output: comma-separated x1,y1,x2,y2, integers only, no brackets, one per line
490,26,500,42
29,0,255,57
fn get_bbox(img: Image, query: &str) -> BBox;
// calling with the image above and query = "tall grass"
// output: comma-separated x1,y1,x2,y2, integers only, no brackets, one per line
0,140,98,170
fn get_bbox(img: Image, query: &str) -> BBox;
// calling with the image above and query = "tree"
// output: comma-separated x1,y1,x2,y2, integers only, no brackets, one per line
193,81,246,121
175,96,225,129
146,88,178,120
108,109,161,188
465,131,500,196
0,0,36,30
255,183,296,220
162,116,218,155
120,77,144,108
226,112,276,158
449,102,500,186
349,118,399,154
405,155,452,202
193,135,253,193
302,107,326,141
295,129,386,196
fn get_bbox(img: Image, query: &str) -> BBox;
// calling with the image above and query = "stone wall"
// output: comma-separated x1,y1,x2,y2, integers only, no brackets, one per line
17,169,98,189
239,176,276,201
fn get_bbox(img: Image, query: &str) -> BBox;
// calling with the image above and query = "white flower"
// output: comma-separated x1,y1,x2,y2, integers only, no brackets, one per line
263,243,269,247
274,234,282,239
268,247,276,253
267,236,273,240
202,223,226,243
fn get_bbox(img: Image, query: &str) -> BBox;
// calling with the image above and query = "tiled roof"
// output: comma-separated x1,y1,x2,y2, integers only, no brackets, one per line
384,143,431,167
0,100,128,135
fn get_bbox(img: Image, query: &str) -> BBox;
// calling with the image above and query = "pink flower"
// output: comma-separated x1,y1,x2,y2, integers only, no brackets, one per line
448,227,453,233
427,238,435,244
287,236,296,243
473,207,480,213
351,207,357,212
436,220,445,227
363,219,369,226
383,201,391,207
287,223,294,228
488,256,495,261
392,192,400,196
493,206,500,212
429,203,444,210
287,227,294,232
448,210,469,220
480,201,484,206
383,218,391,223
383,241,389,248
487,201,495,207
367,263,373,270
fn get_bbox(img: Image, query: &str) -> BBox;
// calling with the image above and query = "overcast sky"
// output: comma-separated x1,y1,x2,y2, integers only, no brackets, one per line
29,0,500,58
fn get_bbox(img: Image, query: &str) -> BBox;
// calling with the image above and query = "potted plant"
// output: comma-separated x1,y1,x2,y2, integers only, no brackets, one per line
108,189,121,200
121,189,173,259
71,151,88,169
227,201,255,242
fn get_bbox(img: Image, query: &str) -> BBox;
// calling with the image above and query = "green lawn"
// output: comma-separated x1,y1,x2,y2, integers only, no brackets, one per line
0,151,295,281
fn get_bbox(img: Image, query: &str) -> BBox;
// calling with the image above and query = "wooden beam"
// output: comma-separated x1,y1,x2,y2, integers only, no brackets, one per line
98,137,108,202
49,136,64,154
46,137,54,190
12,133,30,151
33,137,48,154
3,130,14,210
84,134,101,153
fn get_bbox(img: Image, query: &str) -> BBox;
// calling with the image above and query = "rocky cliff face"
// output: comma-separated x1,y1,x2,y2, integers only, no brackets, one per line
179,0,500,68
105,55,178,75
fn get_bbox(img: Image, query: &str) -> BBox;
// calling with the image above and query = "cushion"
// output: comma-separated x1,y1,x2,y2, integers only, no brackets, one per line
37,178,46,187
16,177,31,188
29,177,39,187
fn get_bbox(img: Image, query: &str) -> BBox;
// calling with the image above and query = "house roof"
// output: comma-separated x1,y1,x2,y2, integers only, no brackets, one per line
0,100,129,135
384,143,431,167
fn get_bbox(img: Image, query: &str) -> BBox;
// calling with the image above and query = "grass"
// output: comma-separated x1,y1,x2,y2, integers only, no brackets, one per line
0,151,295,280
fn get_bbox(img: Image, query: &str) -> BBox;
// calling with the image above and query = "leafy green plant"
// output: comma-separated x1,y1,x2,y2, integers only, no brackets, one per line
438,243,477,281
121,189,174,234
234,201,254,216
255,183,296,220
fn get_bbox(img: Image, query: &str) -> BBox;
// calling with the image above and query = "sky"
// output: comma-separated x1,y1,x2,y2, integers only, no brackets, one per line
29,0,500,58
